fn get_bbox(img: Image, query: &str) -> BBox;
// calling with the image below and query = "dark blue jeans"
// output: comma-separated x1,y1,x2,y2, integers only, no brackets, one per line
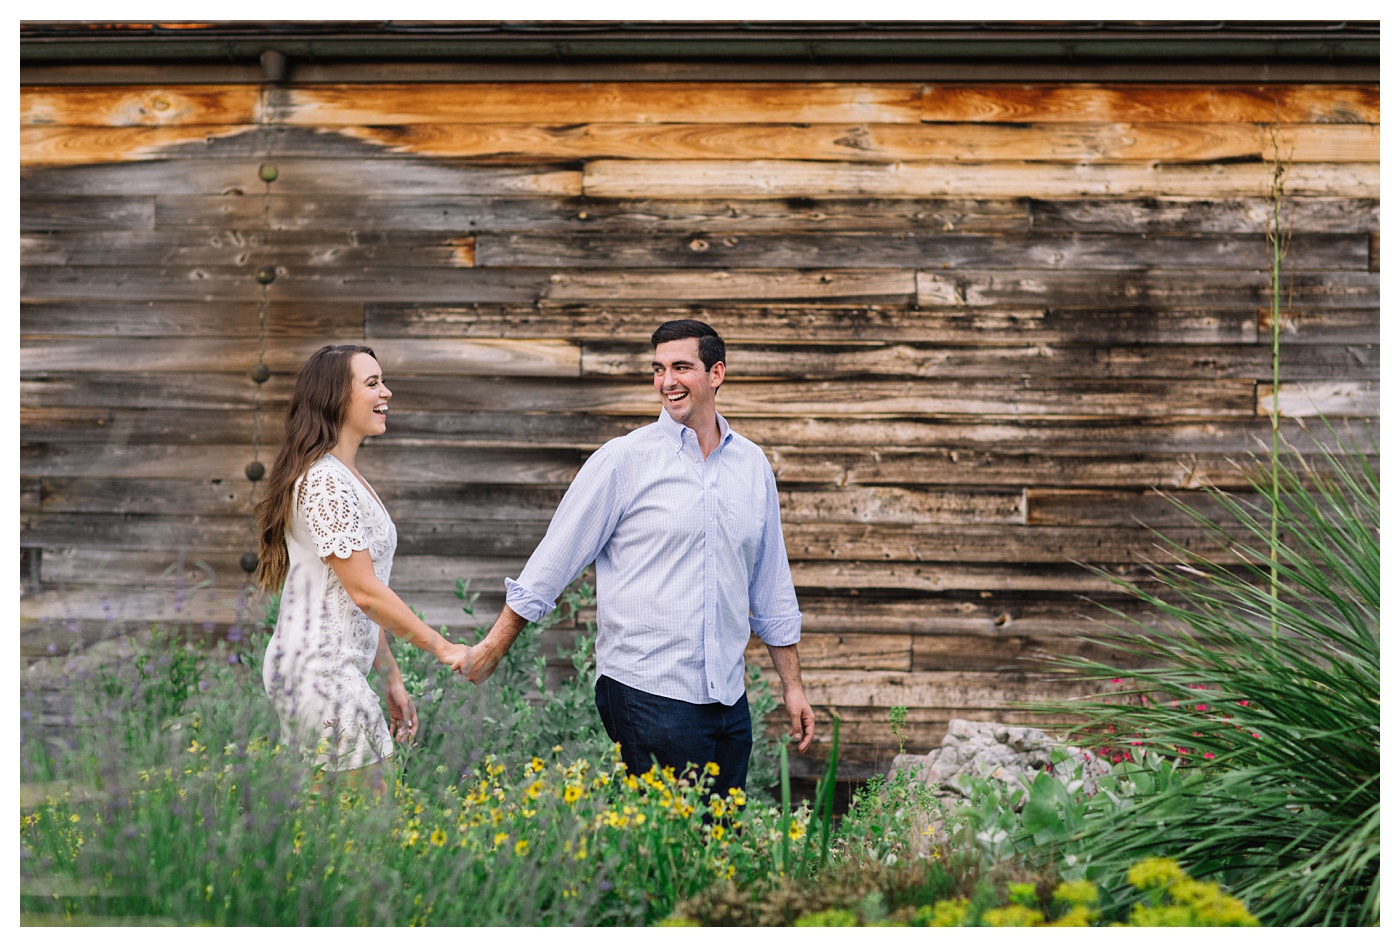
594,675,751,799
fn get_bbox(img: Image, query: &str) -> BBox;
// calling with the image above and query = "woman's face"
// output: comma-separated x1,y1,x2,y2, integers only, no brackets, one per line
340,352,391,441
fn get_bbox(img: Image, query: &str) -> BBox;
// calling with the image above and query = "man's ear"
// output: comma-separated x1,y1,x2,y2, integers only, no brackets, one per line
709,360,725,389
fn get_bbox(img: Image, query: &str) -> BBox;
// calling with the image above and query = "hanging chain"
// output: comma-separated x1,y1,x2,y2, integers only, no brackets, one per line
240,79,277,577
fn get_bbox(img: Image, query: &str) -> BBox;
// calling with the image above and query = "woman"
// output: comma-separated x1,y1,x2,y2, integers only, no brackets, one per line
254,344,467,791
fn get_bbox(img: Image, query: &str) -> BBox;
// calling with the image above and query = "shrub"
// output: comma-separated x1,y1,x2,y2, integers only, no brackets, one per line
1034,436,1379,925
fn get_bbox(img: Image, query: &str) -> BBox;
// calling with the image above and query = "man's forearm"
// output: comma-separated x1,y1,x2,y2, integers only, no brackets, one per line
765,642,816,753
480,605,529,665
765,642,805,696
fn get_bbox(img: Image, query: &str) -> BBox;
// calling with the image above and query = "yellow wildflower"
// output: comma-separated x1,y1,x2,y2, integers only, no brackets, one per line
983,904,1043,927
429,828,447,847
514,839,530,857
710,824,725,841
788,821,805,841
493,832,509,848
927,899,971,927
563,784,583,805
1127,857,1188,890
704,762,720,777
1053,880,1100,907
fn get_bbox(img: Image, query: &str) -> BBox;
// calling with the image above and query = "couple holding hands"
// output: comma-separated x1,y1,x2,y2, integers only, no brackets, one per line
255,320,815,796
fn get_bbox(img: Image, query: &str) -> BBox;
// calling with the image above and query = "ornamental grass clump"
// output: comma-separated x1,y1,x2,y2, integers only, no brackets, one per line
1036,434,1379,926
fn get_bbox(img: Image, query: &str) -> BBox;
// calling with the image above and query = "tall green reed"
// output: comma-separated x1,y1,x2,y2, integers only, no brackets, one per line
1034,433,1379,925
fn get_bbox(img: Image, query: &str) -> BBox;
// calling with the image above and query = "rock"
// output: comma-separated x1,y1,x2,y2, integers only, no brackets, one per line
889,718,1111,800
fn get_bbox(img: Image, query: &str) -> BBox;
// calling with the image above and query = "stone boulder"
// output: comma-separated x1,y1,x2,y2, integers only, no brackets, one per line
890,717,1111,799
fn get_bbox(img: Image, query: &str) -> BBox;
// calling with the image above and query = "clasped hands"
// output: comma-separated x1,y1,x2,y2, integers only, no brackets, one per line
440,640,499,685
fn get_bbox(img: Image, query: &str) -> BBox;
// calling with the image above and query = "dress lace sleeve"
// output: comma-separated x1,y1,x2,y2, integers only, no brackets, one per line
297,461,368,560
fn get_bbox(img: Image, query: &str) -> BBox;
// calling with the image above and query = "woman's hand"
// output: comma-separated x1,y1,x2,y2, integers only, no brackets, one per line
385,678,418,745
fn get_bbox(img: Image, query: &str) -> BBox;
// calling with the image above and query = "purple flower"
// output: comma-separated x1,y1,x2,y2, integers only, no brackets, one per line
227,626,244,643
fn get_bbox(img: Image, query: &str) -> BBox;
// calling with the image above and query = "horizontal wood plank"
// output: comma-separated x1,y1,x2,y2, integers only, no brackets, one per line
1026,488,1265,527
1260,382,1380,418
366,303,1265,344
1029,197,1378,234
27,406,1374,458
784,522,1244,565
31,477,570,520
21,301,363,338
743,633,912,671
22,337,580,377
377,375,1259,420
777,487,1024,525
21,230,482,269
583,160,1380,200
1259,308,1380,344
20,123,254,166
917,269,1379,309
154,194,1030,234
30,228,1366,273
769,449,1262,490
19,443,583,486
584,342,1378,382
368,303,1260,345
789,593,1173,636
547,268,918,303
21,85,261,126
920,84,1380,124
20,265,550,303
477,231,1368,271
21,197,153,231
273,82,925,125
794,669,1112,709
266,120,1381,163
22,158,583,197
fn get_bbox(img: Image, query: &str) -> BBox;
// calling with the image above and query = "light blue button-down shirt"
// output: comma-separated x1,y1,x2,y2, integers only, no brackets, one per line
505,409,802,706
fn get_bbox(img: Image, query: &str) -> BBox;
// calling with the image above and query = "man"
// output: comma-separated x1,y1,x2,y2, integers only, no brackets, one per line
457,319,815,798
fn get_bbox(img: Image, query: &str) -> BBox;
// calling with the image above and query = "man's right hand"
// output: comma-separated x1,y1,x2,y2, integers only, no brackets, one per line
459,641,504,685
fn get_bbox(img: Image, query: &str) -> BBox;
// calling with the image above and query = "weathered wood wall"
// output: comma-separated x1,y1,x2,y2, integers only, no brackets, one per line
20,79,1379,779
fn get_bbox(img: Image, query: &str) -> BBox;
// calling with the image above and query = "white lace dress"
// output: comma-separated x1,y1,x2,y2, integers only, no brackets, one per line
262,454,397,772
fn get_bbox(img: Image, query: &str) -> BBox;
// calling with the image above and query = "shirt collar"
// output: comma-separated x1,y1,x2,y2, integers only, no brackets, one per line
655,408,733,452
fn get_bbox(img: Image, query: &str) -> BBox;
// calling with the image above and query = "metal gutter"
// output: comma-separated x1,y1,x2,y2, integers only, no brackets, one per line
18,20,1379,83
20,20,1379,62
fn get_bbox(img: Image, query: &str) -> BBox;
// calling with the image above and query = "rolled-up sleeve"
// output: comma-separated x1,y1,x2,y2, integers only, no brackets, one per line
505,446,626,623
747,461,802,646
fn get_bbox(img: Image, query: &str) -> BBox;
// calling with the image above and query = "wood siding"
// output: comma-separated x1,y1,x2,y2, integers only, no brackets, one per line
20,79,1380,780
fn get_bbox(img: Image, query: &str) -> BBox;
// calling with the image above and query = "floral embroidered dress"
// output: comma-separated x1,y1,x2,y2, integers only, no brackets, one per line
263,454,396,771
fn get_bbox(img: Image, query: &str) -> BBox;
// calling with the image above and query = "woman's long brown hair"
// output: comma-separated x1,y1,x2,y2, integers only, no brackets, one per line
254,344,375,592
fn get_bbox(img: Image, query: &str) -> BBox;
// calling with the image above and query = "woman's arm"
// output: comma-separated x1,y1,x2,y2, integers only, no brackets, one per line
329,549,468,670
373,629,418,742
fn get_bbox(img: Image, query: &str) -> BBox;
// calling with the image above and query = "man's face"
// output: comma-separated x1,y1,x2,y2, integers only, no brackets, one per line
653,337,724,430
